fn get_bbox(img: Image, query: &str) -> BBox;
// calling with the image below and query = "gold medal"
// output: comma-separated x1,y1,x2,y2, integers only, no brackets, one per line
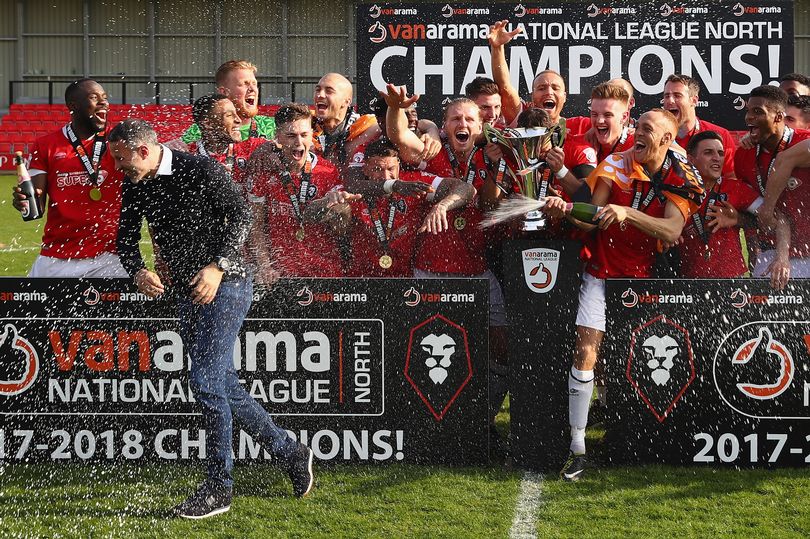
295,227,306,241
379,254,393,269
89,187,102,201
453,216,466,230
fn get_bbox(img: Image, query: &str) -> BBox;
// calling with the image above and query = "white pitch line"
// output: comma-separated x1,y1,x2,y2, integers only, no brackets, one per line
0,240,152,254
509,471,544,539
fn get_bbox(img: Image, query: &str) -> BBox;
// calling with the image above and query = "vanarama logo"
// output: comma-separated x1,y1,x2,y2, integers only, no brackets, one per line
402,286,474,308
0,323,39,396
730,287,803,309
441,3,489,17
83,285,153,304
369,4,417,18
368,21,386,43
587,3,636,17
621,287,693,308
0,291,48,302
734,3,781,16
732,327,793,400
660,3,708,16
733,96,746,110
514,3,561,17
296,286,367,307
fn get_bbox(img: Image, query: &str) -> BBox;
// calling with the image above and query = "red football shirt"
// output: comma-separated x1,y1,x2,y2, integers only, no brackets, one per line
676,118,737,178
27,126,123,259
418,147,487,274
188,137,266,185
735,127,810,257
564,116,591,136
249,152,343,276
348,170,437,277
679,178,760,278
570,130,635,164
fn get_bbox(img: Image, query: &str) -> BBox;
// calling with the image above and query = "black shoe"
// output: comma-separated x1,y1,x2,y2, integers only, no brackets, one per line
559,451,587,482
173,481,232,519
286,443,315,498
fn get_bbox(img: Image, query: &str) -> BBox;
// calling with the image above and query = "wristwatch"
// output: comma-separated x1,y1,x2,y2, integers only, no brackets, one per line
215,257,232,272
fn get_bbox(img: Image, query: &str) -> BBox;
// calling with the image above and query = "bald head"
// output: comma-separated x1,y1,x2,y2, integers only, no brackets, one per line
314,73,354,125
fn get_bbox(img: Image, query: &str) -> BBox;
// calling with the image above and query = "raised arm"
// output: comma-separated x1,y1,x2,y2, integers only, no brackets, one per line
761,139,810,228
488,20,523,125
383,84,427,165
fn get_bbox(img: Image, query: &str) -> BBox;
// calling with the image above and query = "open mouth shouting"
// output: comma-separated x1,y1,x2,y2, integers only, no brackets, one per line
454,130,470,145
542,99,556,113
291,148,306,162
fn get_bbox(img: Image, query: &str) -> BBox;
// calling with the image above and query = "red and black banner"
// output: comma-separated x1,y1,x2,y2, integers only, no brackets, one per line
605,278,810,466
356,1,793,130
0,278,488,464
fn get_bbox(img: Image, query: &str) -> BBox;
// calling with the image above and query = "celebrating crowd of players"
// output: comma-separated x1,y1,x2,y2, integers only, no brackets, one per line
11,19,810,513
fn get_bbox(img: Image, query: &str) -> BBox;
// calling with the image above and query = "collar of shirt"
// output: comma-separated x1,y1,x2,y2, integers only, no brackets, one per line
156,144,173,176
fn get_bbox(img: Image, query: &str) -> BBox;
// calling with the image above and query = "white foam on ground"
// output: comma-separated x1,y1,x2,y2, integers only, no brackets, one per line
508,471,544,539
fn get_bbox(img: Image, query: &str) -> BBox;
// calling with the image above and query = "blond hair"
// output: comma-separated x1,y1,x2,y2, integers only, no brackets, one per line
215,60,258,85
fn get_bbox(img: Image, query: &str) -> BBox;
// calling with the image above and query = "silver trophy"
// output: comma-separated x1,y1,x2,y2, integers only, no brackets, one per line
484,122,564,231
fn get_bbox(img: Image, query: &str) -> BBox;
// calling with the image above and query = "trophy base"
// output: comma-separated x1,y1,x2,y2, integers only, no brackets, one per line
521,210,547,232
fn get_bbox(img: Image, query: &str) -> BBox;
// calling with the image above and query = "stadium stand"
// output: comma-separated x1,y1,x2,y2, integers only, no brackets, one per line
0,104,282,170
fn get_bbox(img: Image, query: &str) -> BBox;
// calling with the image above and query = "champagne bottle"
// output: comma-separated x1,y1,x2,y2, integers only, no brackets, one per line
14,151,42,221
565,202,602,223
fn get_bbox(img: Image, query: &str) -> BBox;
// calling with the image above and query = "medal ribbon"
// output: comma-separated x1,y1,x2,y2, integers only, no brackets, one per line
278,155,313,227
691,179,723,248
631,154,672,211
368,197,398,255
320,112,358,164
65,124,106,186
754,126,793,196
442,137,478,184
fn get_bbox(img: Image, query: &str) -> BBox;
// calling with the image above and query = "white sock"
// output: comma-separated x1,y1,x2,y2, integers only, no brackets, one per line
596,385,607,405
569,367,594,455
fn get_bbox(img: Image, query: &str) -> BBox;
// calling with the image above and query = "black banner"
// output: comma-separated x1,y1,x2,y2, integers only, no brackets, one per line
503,239,583,472
604,278,810,466
356,1,793,130
0,278,488,464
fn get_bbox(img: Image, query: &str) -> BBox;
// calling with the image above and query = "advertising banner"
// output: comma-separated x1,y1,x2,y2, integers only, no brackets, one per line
604,278,810,466
0,278,489,464
356,1,794,130
503,239,583,471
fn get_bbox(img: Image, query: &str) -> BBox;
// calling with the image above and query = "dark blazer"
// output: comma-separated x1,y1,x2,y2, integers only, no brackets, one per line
117,148,252,290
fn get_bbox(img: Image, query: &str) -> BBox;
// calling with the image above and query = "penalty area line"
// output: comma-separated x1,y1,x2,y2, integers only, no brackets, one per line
509,471,544,539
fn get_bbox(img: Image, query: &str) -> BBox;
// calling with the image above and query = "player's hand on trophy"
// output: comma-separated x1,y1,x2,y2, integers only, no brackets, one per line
544,146,566,174
488,20,521,48
484,142,503,163
596,204,628,229
382,84,419,110
394,179,434,197
541,196,567,219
